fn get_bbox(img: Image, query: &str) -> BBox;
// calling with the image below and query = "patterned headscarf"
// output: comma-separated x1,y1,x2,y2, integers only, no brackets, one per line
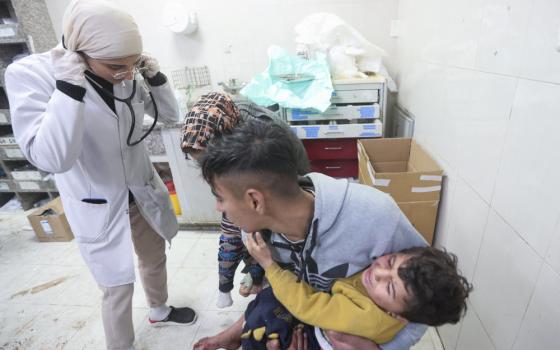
181,92,240,154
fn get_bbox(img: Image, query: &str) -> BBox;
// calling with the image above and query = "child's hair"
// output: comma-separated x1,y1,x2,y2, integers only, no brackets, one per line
397,247,472,326
199,118,302,198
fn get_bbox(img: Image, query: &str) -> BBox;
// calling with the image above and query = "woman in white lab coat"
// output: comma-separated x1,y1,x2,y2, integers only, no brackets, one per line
4,1,196,349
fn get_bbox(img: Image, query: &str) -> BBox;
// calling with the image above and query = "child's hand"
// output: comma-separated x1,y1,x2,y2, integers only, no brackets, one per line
246,232,273,268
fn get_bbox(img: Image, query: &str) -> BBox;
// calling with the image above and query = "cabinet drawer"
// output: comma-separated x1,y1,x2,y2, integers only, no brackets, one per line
290,122,382,139
286,104,379,122
303,139,357,160
331,89,379,104
310,159,358,178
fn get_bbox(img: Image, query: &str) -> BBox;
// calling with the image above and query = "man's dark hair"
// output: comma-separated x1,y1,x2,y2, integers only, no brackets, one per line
397,247,472,326
199,118,301,197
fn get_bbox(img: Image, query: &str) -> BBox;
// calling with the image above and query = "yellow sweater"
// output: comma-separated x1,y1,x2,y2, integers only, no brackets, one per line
265,263,405,344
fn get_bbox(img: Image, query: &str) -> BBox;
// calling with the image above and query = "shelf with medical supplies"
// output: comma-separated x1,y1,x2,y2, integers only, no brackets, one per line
283,75,387,178
0,23,26,45
0,144,25,160
0,178,56,192
0,109,11,125
0,0,58,209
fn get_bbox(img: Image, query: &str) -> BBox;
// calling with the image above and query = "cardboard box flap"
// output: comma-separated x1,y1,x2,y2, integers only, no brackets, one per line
397,201,439,244
373,160,408,173
361,138,412,163
31,197,65,217
408,140,442,173
357,138,443,201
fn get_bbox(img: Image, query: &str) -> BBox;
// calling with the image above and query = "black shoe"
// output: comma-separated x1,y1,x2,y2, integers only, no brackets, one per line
149,306,197,327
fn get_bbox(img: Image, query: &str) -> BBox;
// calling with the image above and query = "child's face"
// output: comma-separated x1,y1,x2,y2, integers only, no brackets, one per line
362,253,412,316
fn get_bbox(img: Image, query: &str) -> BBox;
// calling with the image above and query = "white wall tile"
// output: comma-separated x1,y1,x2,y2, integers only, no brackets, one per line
445,178,490,280
438,321,463,350
396,2,560,349
470,210,542,350
493,80,560,255
396,63,447,155
440,0,485,68
475,0,533,76
519,0,560,84
545,219,560,275
433,160,457,248
513,264,560,350
455,306,496,350
397,0,447,65
446,69,516,202
429,67,460,169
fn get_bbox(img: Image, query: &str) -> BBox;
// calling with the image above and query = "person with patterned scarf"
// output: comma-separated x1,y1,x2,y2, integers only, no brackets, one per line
181,92,309,308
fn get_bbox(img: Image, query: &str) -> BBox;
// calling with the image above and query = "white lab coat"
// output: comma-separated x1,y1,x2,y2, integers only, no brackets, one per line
5,51,180,287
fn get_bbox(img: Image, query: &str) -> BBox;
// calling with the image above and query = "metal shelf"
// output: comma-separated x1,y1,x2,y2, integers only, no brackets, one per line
0,0,58,210
0,109,11,124
0,24,27,45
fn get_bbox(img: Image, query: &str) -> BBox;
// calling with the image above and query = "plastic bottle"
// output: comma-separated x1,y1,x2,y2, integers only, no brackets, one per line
164,180,182,216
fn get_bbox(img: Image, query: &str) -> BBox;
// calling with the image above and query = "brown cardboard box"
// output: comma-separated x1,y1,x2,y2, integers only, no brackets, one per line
27,197,74,242
357,138,443,244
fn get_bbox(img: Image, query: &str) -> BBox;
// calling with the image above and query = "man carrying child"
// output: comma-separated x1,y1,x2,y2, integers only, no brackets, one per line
193,118,470,350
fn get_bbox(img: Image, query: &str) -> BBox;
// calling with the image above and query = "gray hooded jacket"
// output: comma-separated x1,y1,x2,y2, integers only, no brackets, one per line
266,172,429,350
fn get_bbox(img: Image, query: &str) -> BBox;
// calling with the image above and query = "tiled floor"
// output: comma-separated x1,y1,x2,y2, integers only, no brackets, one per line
0,212,443,350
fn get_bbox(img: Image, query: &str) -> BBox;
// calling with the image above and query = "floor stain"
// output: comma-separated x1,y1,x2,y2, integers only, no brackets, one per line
9,276,75,300
71,320,86,331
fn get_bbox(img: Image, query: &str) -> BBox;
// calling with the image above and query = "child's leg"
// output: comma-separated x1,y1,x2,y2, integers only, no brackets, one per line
217,214,244,307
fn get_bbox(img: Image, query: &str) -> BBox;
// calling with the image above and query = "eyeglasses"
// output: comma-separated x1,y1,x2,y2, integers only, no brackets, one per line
81,53,147,81
112,66,148,80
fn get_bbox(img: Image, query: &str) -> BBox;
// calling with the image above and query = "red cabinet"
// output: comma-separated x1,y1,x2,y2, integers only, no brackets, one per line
303,138,358,178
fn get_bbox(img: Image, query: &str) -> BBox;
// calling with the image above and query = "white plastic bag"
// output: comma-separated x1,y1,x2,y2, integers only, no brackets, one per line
294,13,397,91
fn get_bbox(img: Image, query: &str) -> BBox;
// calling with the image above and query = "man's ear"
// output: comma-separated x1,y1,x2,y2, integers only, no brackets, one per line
246,188,265,214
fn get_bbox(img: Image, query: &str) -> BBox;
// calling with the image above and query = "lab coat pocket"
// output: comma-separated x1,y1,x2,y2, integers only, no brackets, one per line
133,171,169,203
129,171,177,239
64,196,110,244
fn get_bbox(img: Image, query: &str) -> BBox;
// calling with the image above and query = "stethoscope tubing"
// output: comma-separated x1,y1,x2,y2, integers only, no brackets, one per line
84,75,159,146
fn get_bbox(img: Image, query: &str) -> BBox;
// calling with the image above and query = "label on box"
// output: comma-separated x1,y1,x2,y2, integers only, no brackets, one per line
373,178,391,187
420,175,442,182
40,220,53,235
11,171,42,180
367,162,376,183
19,181,40,190
0,182,8,190
0,112,7,123
0,27,16,37
5,148,23,158
411,186,441,193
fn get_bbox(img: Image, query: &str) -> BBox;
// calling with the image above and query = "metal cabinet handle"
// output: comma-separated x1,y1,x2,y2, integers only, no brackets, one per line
325,131,344,135
325,166,342,170
324,147,343,150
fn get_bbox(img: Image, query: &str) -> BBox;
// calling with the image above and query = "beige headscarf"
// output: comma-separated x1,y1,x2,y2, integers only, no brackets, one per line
62,0,142,59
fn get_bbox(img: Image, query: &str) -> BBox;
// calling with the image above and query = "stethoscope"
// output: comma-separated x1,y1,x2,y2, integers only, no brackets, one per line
85,73,159,147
